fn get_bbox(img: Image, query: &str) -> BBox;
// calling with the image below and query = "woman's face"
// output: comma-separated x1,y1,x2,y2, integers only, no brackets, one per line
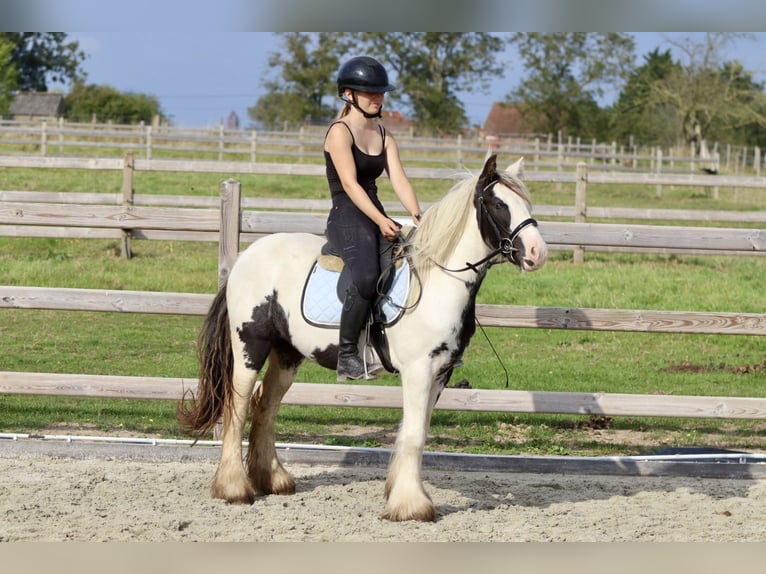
350,90,384,115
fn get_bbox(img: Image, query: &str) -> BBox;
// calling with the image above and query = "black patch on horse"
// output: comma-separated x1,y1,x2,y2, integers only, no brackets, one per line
237,290,303,372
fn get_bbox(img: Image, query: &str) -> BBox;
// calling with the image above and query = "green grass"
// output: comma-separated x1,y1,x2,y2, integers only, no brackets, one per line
1,165,765,456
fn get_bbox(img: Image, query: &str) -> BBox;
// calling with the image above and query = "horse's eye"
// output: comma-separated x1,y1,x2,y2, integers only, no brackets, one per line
493,198,505,210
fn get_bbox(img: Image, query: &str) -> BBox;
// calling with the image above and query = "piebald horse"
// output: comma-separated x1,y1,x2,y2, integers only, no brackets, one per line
178,154,548,521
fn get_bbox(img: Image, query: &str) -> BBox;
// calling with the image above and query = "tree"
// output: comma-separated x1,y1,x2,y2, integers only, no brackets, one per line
249,33,350,129
610,48,682,146
509,33,635,138
0,36,18,116
350,32,505,135
642,33,766,147
65,83,167,125
0,33,86,91
720,62,766,147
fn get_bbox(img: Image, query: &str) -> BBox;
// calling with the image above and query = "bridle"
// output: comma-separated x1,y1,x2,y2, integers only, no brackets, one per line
434,181,538,274
475,180,538,267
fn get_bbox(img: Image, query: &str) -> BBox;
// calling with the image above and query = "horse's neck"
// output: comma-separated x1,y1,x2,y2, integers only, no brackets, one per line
431,224,491,293
446,224,490,276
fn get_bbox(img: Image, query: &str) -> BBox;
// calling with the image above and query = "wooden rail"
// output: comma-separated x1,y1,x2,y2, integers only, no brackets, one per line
2,371,765,420
1,201,763,255
3,286,765,337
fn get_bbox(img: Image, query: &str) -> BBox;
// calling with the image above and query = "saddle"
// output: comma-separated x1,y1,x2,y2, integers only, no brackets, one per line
301,234,412,374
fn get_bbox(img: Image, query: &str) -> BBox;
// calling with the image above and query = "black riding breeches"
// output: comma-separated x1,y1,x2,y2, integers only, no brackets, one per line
326,200,385,301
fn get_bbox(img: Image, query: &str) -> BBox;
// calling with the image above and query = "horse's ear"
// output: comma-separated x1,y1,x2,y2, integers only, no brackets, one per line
506,157,525,180
477,154,498,195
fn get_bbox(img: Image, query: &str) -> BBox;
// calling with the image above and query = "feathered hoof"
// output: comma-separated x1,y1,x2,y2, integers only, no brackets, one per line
382,500,437,522
211,480,256,505
383,474,436,521
252,467,296,496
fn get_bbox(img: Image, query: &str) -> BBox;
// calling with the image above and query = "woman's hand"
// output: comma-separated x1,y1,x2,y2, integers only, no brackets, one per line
379,217,402,241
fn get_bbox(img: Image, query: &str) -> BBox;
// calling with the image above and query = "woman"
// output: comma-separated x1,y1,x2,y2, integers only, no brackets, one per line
324,55,422,381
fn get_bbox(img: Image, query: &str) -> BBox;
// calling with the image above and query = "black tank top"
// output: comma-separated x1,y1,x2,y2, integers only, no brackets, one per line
324,121,387,203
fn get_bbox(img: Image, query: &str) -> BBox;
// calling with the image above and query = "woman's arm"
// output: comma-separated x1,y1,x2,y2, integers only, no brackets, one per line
384,133,422,226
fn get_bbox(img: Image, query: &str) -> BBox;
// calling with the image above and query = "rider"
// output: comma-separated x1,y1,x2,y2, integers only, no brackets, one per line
324,55,422,381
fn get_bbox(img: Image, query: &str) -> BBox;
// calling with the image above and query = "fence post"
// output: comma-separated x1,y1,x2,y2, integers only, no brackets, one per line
213,178,242,439
713,151,720,200
218,178,242,289
218,124,224,161
655,148,663,198
57,117,64,154
250,130,257,162
145,125,153,159
40,120,47,156
725,143,731,172
120,152,135,259
556,130,563,191
456,133,462,169
690,142,695,175
573,162,587,265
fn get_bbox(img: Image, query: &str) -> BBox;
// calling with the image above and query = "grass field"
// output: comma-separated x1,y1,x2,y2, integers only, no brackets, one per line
1,164,765,456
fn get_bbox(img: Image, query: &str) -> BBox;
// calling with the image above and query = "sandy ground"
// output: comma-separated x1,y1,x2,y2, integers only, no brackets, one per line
1,439,766,542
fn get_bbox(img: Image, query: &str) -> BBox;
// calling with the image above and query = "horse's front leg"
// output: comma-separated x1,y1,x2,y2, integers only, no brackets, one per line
383,362,441,522
245,351,299,496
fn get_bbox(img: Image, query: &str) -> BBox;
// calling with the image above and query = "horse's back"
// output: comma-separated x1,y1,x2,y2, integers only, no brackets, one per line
228,232,323,305
235,232,323,269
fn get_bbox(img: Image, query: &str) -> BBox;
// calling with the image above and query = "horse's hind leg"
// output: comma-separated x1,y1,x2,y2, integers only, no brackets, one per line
211,357,258,504
245,349,300,495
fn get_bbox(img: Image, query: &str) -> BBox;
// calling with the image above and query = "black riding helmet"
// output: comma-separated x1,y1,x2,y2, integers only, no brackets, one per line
336,56,394,118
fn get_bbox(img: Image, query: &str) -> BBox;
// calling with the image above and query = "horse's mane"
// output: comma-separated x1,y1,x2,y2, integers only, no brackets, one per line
408,168,531,283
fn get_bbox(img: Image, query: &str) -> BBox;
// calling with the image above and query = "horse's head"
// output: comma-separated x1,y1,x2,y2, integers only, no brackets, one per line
474,154,548,272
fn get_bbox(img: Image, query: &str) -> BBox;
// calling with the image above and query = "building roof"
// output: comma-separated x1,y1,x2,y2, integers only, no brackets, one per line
482,102,531,136
380,110,412,133
8,92,65,117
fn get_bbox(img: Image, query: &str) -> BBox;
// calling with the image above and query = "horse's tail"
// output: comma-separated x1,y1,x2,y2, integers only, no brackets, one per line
177,284,233,439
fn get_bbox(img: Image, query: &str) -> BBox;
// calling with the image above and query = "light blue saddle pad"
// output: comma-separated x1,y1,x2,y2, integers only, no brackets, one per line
301,259,410,328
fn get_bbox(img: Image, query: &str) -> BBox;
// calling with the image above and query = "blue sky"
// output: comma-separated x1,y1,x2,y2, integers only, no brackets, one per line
10,0,762,129
57,31,765,130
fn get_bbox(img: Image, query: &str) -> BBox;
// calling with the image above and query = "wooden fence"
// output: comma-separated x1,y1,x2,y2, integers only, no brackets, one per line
1,154,764,258
1,118,763,176
1,156,765,421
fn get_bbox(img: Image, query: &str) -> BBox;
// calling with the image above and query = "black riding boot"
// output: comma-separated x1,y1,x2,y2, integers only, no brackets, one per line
337,285,376,381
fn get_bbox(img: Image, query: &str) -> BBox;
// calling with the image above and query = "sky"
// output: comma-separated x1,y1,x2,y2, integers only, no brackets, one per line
6,0,765,130
58,31,765,130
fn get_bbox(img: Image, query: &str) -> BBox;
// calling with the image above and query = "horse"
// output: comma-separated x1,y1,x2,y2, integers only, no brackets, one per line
177,154,548,522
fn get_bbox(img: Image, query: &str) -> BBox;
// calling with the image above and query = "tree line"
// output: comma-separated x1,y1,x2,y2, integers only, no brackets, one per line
0,33,168,125
1,32,765,149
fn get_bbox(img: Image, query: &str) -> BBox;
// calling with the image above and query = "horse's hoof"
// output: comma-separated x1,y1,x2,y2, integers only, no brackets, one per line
251,467,296,496
382,501,437,522
211,483,256,505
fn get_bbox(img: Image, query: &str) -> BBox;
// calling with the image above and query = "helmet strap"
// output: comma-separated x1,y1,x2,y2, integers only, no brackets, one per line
342,91,382,119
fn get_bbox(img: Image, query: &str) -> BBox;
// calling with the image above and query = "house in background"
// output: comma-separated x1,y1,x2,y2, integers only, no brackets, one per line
8,92,65,121
380,110,412,134
482,102,533,138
